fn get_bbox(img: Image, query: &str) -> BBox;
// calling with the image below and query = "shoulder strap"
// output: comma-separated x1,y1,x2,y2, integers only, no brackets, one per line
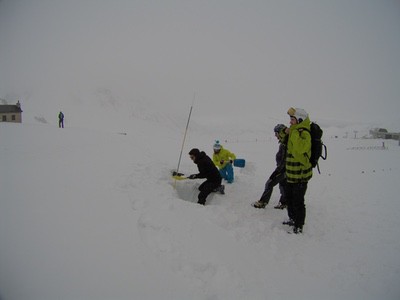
297,127,311,137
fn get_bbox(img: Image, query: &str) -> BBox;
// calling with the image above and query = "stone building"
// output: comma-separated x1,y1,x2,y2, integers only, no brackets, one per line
0,101,23,123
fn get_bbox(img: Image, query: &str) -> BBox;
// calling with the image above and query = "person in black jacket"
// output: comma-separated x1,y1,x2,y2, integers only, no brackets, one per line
252,124,288,209
188,148,225,205
58,111,64,128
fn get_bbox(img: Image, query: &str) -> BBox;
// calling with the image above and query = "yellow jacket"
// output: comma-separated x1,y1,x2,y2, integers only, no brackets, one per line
212,147,236,169
286,117,313,183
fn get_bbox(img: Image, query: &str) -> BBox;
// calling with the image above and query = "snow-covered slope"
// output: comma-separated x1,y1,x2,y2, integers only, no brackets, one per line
1,109,400,299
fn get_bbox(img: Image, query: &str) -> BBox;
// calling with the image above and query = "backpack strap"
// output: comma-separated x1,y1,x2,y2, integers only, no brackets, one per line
297,127,311,138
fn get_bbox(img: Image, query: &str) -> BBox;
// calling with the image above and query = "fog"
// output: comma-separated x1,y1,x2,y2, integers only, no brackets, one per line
1,0,400,125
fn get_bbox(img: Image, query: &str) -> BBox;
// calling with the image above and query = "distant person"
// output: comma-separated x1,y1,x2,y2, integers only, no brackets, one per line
188,148,225,205
253,124,288,209
212,141,236,183
58,111,64,128
284,107,313,234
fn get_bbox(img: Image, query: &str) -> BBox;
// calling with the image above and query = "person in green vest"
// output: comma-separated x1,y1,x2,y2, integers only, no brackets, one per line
284,107,312,234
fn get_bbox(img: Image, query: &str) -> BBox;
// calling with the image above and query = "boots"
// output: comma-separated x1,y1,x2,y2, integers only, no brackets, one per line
274,202,287,209
213,185,225,194
252,200,267,209
282,219,294,226
293,226,303,234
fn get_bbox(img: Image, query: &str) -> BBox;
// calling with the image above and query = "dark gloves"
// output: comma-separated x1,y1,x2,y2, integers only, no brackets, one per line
220,160,233,165
172,171,184,177
188,174,198,179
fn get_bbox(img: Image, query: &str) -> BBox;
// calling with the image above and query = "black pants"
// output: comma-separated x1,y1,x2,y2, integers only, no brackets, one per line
198,180,221,205
286,182,308,228
259,172,286,205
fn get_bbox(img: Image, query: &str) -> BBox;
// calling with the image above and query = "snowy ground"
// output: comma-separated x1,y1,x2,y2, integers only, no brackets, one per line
1,110,400,300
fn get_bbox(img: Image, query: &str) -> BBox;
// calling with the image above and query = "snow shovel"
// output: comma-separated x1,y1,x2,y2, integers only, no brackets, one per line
172,171,188,180
233,159,246,168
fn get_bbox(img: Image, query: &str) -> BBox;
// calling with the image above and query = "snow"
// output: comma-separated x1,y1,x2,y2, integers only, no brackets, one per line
1,105,400,300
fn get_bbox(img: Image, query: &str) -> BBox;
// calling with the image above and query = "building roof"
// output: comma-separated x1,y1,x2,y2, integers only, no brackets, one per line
0,105,23,113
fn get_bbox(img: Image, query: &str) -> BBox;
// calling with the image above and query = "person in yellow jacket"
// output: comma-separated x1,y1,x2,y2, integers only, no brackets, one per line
284,107,313,234
212,141,236,183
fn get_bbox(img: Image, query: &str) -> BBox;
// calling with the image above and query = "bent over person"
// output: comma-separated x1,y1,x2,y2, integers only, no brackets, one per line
188,148,225,205
284,107,313,234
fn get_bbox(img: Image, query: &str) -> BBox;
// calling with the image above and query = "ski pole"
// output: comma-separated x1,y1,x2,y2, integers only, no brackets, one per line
175,104,193,176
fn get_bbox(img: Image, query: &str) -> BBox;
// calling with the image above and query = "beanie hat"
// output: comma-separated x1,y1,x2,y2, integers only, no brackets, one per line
189,148,200,157
274,124,287,133
213,140,222,150
287,107,308,122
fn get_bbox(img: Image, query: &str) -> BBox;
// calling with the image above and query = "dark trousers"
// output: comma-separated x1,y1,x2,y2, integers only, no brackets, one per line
259,172,286,205
198,180,221,205
59,120,64,128
286,182,308,228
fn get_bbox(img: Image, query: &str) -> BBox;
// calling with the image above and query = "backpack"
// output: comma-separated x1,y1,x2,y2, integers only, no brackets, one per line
301,122,327,173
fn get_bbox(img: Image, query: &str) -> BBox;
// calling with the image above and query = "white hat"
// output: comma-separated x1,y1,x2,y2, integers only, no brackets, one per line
288,107,308,122
213,140,222,150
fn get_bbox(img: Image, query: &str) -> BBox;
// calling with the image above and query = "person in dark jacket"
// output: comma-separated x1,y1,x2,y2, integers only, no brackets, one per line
188,148,225,205
252,124,288,209
58,111,64,128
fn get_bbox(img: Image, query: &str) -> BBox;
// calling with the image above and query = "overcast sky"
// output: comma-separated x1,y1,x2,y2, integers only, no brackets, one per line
1,0,399,125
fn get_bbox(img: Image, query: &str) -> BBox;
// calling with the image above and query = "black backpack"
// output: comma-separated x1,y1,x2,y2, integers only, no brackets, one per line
301,122,327,173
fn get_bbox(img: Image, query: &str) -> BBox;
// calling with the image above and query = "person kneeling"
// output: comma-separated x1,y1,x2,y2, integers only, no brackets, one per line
188,148,225,205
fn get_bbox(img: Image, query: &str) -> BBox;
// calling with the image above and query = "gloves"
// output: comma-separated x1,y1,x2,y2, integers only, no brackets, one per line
221,160,233,165
172,171,184,177
188,174,197,179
